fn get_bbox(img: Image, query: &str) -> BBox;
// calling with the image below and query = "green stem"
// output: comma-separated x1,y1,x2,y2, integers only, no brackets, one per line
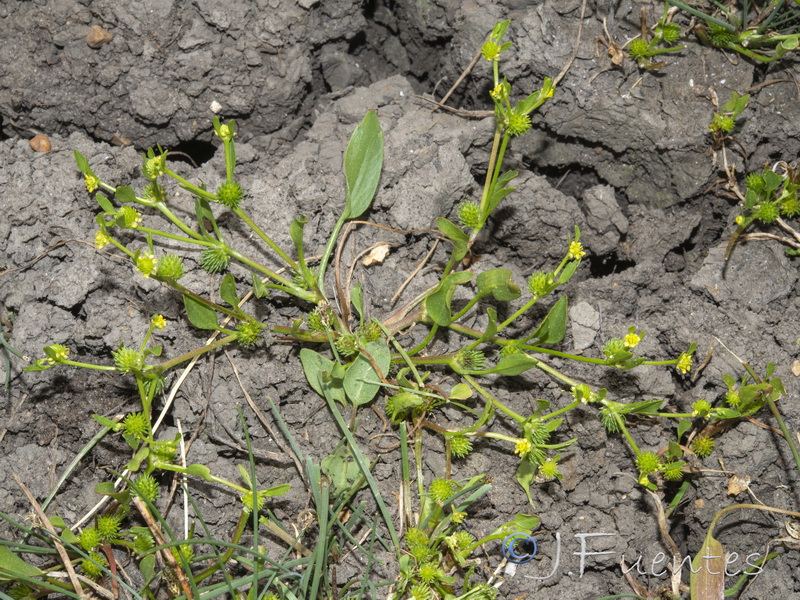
156,334,239,372
539,399,582,421
151,201,206,241
463,374,525,423
163,168,217,201
56,359,119,372
316,214,347,294
496,296,538,333
135,225,207,247
233,207,301,273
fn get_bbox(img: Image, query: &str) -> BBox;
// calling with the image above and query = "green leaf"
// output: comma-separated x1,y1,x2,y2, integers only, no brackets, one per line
73,150,91,175
219,274,239,308
96,193,115,214
344,111,384,220
183,294,219,330
194,197,219,241
690,530,725,600
140,554,156,582
479,353,539,376
184,464,215,482
386,391,426,424
425,271,474,326
449,383,473,400
557,259,581,285
478,307,498,342
343,340,391,406
436,217,469,264
515,460,537,507
351,283,365,324
263,483,291,497
115,185,137,204
677,419,692,443
299,349,346,405
476,268,521,302
126,445,150,471
529,296,567,344
322,445,362,492
251,273,269,299
0,546,43,580
486,170,518,215
237,464,253,489
94,482,131,505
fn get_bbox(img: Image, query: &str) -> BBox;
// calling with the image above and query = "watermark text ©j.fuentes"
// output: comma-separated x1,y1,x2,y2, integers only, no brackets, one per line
505,532,764,580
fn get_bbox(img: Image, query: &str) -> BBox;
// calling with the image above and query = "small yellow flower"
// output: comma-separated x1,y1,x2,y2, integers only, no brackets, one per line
490,83,504,100
568,241,586,260
450,509,467,524
735,215,744,226
514,438,533,456
136,252,158,277
85,174,100,193
623,333,641,348
94,230,111,249
151,314,167,330
481,40,501,61
676,352,693,375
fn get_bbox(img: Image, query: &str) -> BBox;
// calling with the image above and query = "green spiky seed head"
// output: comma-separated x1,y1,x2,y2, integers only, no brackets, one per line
216,181,244,209
710,113,735,133
428,478,457,503
599,406,620,433
97,516,121,541
79,527,101,551
335,333,359,357
500,342,522,356
659,22,681,44
142,154,165,179
410,583,432,600
603,338,627,359
418,562,446,584
780,196,800,217
538,458,562,480
627,38,650,60
745,172,766,192
504,110,532,136
661,462,684,481
200,246,230,273
450,435,473,458
123,412,149,437
524,419,550,445
692,436,715,459
81,551,108,580
527,271,554,298
708,23,734,47
725,388,741,407
175,544,194,564
151,440,177,463
636,451,661,475
241,490,268,514
112,346,141,374
133,532,155,556
451,530,475,550
142,182,167,202
359,321,382,344
307,311,325,331
404,527,430,553
455,349,485,371
692,399,712,418
119,206,143,229
458,201,482,229
756,201,780,223
236,321,265,348
157,253,185,280
7,584,35,600
135,473,160,503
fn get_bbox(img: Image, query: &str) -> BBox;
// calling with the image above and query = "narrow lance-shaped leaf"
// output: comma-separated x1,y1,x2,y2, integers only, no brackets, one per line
219,274,239,308
344,111,384,220
690,530,725,600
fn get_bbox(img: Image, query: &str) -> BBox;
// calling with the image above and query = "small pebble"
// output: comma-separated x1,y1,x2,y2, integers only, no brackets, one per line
29,134,51,152
87,25,113,49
